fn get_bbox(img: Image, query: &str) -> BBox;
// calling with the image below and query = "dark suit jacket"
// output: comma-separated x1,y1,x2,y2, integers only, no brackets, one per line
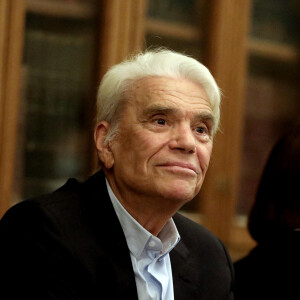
0,171,234,299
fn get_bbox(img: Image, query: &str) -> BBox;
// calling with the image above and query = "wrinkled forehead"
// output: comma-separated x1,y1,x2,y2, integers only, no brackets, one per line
124,76,211,106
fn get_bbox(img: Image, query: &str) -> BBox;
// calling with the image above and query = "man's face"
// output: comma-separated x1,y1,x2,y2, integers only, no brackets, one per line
103,76,214,206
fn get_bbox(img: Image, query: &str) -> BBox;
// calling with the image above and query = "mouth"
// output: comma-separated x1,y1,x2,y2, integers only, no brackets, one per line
157,162,199,175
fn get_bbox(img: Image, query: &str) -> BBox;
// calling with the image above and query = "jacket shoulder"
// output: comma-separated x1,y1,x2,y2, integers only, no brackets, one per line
1,171,107,227
1,177,81,226
173,212,224,249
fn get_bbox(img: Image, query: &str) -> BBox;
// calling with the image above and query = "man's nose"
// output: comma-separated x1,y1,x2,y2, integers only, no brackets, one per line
169,124,196,153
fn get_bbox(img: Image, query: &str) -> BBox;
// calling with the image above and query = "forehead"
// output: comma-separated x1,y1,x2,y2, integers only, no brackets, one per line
126,76,211,109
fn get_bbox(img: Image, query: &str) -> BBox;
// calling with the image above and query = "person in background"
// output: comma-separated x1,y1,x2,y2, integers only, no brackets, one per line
0,49,234,299
234,122,300,300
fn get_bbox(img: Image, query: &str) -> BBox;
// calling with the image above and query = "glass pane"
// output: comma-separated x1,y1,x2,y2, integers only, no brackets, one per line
145,0,207,62
147,0,197,24
237,0,300,215
13,1,97,204
251,0,300,45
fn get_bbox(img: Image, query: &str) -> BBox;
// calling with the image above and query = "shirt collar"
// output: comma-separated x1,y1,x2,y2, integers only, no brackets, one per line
106,179,180,258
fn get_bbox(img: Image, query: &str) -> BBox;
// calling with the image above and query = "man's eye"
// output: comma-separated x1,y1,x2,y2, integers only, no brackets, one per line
155,118,166,125
196,127,207,134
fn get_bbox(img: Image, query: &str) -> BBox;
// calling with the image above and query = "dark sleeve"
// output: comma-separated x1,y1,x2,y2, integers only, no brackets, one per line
219,239,235,300
0,201,85,299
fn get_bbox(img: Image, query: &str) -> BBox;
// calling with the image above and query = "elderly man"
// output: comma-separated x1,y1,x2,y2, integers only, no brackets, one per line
0,50,234,299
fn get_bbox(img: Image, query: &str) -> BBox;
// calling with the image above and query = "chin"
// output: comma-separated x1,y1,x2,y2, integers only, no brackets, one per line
160,182,199,204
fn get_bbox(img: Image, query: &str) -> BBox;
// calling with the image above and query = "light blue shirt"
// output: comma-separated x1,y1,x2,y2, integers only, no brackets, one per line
106,180,180,300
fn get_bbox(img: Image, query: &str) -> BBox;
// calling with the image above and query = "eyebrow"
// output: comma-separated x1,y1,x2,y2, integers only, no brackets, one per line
194,112,215,126
142,104,177,116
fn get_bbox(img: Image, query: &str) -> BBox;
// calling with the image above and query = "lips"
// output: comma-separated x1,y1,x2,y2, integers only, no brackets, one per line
157,161,199,174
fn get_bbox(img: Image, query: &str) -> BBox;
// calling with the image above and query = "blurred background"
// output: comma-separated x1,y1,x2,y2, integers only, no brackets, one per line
1,0,299,261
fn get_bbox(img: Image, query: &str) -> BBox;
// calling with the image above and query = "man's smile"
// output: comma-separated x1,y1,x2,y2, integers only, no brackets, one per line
156,161,199,176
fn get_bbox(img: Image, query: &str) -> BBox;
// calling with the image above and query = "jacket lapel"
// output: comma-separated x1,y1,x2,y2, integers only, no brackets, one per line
80,171,138,299
171,240,200,300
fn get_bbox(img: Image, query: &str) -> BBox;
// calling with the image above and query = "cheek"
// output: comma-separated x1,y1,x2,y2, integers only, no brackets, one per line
197,144,213,172
132,127,169,152
114,130,162,168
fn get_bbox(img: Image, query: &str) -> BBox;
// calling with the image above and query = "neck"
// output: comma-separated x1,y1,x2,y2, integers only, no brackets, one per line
120,198,178,236
105,172,181,236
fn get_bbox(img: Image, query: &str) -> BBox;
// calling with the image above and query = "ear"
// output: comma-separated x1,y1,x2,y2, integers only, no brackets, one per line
94,121,114,169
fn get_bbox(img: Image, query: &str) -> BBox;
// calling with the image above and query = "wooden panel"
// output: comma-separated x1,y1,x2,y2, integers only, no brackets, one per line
97,0,120,78
0,0,26,217
229,225,256,262
200,0,251,243
0,0,9,124
249,38,298,62
0,1,9,213
26,0,96,19
129,0,147,53
146,18,200,41
97,0,147,80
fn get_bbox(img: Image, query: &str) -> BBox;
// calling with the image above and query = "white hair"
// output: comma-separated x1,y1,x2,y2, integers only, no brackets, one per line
96,49,221,142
